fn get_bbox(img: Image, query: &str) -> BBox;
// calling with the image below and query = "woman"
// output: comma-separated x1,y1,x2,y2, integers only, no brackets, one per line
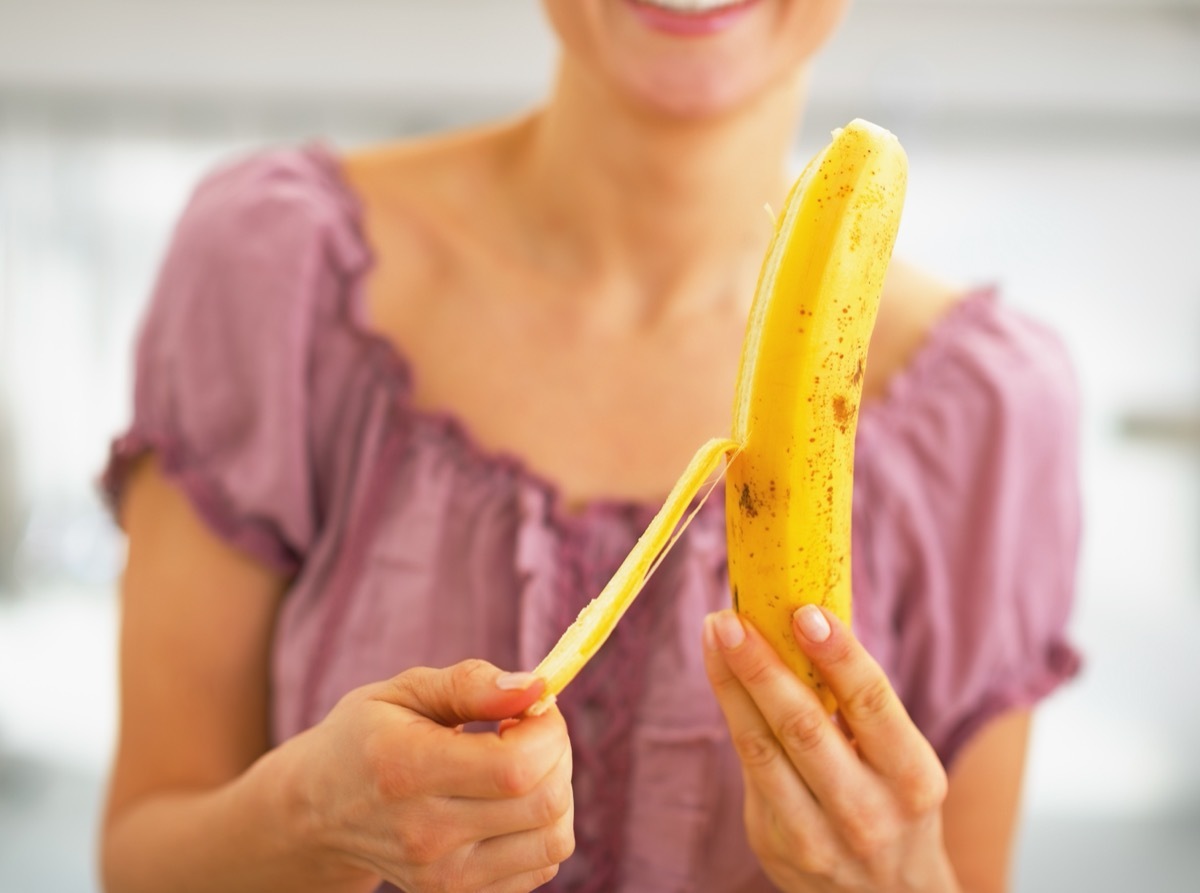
99,1,1081,891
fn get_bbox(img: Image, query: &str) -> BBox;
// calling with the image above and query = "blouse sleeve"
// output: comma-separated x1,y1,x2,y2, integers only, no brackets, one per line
859,295,1083,767
102,150,346,575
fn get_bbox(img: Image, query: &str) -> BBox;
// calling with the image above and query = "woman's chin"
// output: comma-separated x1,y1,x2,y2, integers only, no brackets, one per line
629,82,753,122
614,61,790,122
543,0,831,122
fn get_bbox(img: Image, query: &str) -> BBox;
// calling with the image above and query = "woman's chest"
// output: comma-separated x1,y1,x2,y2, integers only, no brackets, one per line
369,265,748,509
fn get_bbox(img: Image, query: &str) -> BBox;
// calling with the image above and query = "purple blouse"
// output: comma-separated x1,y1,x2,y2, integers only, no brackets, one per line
103,147,1082,892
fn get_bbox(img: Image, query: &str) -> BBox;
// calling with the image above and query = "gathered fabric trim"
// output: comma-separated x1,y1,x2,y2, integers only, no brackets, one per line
101,429,301,575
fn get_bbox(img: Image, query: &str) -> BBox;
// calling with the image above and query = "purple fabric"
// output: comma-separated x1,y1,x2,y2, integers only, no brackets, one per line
102,147,1082,892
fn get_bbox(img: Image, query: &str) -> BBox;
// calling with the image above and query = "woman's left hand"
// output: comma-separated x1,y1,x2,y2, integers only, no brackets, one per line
703,605,960,893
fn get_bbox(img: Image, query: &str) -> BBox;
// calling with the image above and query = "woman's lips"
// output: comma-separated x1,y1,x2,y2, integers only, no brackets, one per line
624,0,763,37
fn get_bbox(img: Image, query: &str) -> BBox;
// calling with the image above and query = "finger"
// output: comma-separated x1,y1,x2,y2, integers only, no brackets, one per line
390,704,571,800
443,745,573,838
462,805,576,890
380,660,547,726
792,606,940,782
701,615,827,825
382,746,571,863
477,864,561,893
707,612,886,821
707,611,867,789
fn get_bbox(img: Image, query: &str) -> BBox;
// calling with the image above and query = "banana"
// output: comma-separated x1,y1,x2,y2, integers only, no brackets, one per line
530,120,907,714
727,120,907,710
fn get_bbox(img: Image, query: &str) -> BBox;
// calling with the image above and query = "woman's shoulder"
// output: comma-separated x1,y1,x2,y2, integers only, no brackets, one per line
333,122,525,344
336,123,518,269
858,261,1079,506
866,260,1076,423
338,119,514,202
171,144,368,278
140,142,379,373
106,147,374,571
863,261,966,404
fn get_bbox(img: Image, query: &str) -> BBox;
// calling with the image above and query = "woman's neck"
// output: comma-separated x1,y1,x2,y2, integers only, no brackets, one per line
503,58,805,326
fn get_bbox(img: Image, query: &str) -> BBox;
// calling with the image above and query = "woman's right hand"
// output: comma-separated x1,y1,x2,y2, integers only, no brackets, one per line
281,659,575,893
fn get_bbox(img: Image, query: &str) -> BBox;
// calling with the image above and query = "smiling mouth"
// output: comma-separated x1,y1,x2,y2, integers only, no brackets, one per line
625,0,762,36
632,0,753,11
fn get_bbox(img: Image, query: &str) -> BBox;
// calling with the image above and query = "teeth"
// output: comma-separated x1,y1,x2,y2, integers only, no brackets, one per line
636,0,747,13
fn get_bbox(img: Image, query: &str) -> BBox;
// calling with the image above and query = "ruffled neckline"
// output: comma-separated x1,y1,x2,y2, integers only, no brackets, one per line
302,141,997,534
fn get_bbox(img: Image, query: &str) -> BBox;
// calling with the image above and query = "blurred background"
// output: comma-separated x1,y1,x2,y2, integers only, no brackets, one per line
1,0,1198,890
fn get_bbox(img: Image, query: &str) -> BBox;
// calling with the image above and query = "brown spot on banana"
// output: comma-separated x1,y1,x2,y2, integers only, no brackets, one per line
739,482,759,518
831,394,856,432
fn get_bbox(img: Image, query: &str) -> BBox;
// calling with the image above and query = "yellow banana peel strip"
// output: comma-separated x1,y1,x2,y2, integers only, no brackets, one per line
529,120,907,714
528,437,739,714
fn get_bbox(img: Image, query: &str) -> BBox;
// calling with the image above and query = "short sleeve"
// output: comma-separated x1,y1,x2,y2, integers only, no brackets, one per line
858,295,1083,767
102,149,354,575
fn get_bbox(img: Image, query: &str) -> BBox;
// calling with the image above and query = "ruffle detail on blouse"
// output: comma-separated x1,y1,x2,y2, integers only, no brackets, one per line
938,636,1081,765
102,430,303,575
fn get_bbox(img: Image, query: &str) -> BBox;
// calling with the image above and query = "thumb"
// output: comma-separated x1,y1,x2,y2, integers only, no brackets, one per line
381,659,546,727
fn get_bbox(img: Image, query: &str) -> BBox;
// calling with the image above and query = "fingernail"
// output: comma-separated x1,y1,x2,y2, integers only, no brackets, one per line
703,614,718,651
496,672,539,691
713,612,746,650
794,605,831,643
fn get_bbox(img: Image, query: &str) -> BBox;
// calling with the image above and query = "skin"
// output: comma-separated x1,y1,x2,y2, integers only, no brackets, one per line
102,1,1034,891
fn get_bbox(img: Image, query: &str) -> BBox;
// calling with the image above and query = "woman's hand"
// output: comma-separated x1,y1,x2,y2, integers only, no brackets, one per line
702,606,958,893
279,659,575,893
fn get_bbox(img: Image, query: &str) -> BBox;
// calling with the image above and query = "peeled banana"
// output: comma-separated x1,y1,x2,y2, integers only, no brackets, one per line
530,120,907,713
726,120,907,709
